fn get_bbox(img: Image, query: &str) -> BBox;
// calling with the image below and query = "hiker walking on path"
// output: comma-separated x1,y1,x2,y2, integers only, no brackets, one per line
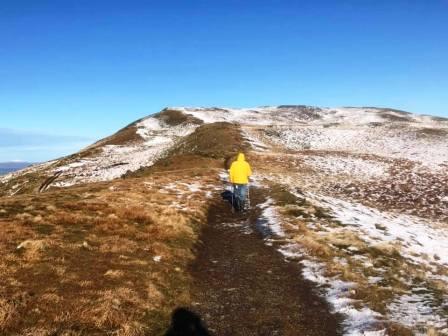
229,152,252,211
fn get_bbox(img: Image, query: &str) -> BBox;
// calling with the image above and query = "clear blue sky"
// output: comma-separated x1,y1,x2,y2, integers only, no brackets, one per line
1,0,447,162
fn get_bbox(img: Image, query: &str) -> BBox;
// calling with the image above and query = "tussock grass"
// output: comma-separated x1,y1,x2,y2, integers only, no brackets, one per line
0,298,16,330
0,170,218,335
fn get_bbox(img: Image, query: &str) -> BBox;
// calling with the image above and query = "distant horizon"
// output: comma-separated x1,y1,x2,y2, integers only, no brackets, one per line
0,160,36,164
0,161,33,176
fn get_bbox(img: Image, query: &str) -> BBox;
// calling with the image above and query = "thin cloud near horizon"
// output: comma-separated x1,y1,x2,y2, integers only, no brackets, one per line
0,128,93,145
0,128,96,162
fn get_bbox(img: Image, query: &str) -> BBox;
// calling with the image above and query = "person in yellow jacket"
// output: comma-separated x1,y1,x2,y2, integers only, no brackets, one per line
229,152,252,211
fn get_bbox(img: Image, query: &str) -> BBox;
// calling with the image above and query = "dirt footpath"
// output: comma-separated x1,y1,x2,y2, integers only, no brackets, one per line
188,189,342,336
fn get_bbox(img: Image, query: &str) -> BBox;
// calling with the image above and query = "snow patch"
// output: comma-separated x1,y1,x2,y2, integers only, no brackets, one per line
51,123,198,187
267,125,448,170
255,197,385,334
257,198,285,237
303,155,389,180
308,194,448,331
278,245,386,335
136,117,163,137
314,195,448,266
388,293,448,334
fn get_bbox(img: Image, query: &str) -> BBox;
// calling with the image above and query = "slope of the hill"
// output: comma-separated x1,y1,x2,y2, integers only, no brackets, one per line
167,106,448,335
0,117,342,336
1,105,447,335
1,106,447,197
0,166,221,335
0,109,204,196
0,120,249,335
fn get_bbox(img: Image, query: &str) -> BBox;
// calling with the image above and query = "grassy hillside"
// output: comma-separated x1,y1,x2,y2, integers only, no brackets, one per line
0,122,238,335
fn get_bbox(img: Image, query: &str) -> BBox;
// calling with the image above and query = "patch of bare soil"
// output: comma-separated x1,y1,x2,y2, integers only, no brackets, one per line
187,189,342,336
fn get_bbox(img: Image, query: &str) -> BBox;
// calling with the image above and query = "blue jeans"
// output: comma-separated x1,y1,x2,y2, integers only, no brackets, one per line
233,184,248,210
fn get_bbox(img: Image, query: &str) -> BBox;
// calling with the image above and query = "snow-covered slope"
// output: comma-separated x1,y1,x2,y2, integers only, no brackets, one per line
1,105,447,194
51,119,196,187
172,105,446,126
175,106,448,170
0,110,202,193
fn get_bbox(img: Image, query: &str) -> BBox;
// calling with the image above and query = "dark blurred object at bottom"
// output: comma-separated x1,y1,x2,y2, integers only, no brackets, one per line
165,307,211,336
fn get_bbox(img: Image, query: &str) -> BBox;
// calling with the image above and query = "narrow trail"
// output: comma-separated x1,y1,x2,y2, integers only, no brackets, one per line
189,188,342,336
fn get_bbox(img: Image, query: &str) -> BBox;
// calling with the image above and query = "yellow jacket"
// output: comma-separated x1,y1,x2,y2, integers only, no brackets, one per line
229,153,252,184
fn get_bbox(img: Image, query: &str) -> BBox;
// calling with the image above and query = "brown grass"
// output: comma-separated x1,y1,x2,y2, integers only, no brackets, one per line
169,122,250,160
100,125,143,146
88,120,145,148
416,127,448,138
154,109,203,126
379,112,411,122
386,323,414,336
0,298,16,330
295,235,332,257
0,169,219,335
427,327,440,336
